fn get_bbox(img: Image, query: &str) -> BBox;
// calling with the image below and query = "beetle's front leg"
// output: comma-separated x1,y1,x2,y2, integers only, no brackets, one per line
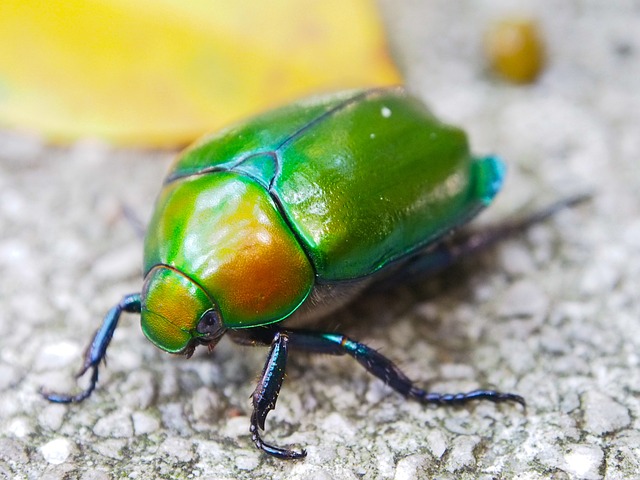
250,331,306,460
41,293,141,403
285,330,525,408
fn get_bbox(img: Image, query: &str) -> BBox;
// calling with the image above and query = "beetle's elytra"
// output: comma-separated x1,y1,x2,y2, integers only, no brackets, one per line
44,87,585,459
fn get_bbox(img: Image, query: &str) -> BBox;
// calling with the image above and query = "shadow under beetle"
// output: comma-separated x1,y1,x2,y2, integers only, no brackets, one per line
43,87,588,459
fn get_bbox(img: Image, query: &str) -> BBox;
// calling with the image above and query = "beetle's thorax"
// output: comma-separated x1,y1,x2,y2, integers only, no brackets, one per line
143,172,314,332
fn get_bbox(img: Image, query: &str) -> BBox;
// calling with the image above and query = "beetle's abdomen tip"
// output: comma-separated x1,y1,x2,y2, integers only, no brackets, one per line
474,155,506,205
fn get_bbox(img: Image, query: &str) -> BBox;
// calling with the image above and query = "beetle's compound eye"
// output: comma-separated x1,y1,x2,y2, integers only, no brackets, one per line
197,309,223,337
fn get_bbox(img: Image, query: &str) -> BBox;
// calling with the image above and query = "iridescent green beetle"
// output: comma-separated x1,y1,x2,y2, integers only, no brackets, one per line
44,87,583,459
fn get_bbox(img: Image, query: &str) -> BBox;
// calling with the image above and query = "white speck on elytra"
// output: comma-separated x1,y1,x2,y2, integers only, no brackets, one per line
381,107,392,118
370,133,376,139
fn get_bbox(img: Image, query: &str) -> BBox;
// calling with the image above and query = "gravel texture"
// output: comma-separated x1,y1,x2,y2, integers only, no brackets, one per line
1,1,639,478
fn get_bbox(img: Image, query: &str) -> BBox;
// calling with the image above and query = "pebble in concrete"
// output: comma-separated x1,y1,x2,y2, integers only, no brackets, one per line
0,438,29,464
563,444,604,480
498,279,549,318
445,435,480,472
40,438,74,465
131,411,160,435
160,437,195,463
426,430,448,459
393,454,430,480
582,390,631,435
93,411,133,438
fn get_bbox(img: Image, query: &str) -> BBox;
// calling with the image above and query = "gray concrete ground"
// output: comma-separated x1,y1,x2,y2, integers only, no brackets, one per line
1,1,639,478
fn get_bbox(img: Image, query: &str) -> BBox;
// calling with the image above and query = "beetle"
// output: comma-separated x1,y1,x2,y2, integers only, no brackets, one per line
43,87,586,459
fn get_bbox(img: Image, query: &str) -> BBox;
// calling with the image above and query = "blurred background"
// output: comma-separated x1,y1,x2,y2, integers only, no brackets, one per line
1,1,639,478
0,0,400,146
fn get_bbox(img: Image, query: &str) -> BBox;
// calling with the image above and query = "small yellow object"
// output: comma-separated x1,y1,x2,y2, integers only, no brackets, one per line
485,18,546,84
0,0,400,147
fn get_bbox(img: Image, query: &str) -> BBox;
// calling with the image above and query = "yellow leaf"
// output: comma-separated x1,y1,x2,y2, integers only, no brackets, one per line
0,0,400,147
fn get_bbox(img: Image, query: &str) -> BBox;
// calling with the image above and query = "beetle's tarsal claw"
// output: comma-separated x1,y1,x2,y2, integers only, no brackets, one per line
183,345,195,359
249,413,307,460
501,392,526,409
40,366,99,404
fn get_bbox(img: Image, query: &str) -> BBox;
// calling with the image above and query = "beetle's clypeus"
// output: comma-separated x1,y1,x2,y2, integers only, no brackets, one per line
43,87,586,459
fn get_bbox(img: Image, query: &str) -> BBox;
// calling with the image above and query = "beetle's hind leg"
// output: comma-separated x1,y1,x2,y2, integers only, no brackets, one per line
40,293,141,403
283,329,525,408
377,193,592,288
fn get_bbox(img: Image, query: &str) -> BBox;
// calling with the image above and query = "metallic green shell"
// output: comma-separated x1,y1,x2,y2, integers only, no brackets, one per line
163,87,504,282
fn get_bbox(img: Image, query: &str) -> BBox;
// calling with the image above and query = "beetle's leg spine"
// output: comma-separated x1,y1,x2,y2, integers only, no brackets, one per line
40,293,141,404
250,413,307,460
250,331,306,460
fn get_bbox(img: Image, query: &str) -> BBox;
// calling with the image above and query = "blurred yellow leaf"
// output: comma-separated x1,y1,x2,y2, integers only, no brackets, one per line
0,0,400,147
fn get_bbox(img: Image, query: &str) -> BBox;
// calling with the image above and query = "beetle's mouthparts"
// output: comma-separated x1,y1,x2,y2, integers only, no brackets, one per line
182,330,226,358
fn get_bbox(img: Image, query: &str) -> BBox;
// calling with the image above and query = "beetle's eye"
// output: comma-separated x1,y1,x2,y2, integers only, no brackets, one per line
196,309,222,336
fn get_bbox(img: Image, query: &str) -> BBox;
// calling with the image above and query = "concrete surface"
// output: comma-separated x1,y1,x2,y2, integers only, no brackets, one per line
1,1,639,478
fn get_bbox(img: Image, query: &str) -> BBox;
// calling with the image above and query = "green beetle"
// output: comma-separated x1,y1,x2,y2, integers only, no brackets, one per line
44,87,583,459
142,86,505,347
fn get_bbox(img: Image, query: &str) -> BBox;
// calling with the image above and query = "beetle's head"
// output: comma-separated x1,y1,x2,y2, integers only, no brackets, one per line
140,266,226,357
